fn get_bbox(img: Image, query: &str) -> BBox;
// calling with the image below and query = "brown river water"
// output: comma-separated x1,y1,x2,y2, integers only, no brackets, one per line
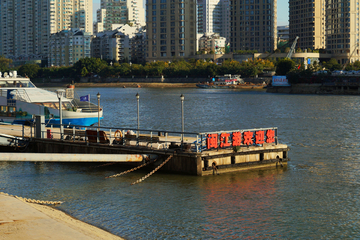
1,87,360,239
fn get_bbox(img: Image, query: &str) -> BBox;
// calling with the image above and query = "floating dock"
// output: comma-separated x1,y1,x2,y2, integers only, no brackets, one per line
0,118,289,177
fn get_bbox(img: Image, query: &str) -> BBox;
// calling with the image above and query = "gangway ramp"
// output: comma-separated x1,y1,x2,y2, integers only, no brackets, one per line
0,153,157,163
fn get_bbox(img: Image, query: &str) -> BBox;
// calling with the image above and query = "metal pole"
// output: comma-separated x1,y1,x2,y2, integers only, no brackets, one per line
59,95,63,140
180,94,184,144
97,92,101,127
136,93,139,134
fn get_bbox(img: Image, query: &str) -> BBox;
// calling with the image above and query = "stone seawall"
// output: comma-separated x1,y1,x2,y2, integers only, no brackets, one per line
82,77,207,83
267,83,360,95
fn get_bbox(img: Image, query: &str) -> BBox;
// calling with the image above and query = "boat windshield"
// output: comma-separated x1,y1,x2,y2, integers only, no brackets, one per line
0,80,35,88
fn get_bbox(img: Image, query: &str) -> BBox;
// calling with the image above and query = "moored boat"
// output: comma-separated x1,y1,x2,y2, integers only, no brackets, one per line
196,74,244,88
0,71,103,126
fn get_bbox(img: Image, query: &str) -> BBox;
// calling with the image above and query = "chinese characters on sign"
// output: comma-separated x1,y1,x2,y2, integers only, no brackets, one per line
206,129,276,149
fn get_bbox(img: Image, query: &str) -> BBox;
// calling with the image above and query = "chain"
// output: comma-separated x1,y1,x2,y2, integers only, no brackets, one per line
131,155,173,185
105,158,158,178
1,192,63,205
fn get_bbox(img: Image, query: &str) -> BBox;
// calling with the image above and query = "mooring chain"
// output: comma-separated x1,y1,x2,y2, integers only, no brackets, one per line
105,158,158,178
0,192,63,205
131,155,173,185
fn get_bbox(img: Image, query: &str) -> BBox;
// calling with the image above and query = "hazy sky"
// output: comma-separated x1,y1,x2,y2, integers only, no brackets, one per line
92,0,289,26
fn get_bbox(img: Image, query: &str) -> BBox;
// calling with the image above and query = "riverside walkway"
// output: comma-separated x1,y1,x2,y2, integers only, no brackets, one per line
0,193,122,240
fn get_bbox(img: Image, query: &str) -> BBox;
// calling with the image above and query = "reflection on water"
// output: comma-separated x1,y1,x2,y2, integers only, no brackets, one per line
2,88,360,238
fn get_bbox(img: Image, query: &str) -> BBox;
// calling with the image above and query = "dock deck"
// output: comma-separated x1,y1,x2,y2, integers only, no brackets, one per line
0,121,289,176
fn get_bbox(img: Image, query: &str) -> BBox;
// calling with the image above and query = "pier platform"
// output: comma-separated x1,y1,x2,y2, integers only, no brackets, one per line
0,121,289,176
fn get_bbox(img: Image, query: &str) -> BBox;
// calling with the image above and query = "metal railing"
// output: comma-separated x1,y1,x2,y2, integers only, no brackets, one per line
34,121,279,153
37,122,201,152
5,119,279,153
0,89,31,103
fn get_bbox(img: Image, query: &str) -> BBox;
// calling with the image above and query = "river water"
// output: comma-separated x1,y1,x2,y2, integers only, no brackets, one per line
2,87,360,239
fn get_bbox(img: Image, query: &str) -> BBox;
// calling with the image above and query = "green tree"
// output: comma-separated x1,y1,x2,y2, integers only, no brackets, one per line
0,56,12,72
323,58,342,71
18,64,40,78
352,60,360,70
81,67,89,77
218,60,242,75
276,58,295,75
163,60,191,77
72,57,108,76
131,64,145,76
190,60,218,77
144,61,167,76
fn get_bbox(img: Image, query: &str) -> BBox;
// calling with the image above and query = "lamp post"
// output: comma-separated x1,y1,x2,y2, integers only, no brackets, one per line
110,61,113,67
136,93,139,134
56,89,65,140
180,94,184,145
97,92,101,127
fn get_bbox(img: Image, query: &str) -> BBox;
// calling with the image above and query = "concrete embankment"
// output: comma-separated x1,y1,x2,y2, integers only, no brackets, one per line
0,193,123,240
35,76,271,88
267,83,360,95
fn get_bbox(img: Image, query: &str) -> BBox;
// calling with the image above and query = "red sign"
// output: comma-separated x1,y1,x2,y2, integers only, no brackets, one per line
206,129,276,149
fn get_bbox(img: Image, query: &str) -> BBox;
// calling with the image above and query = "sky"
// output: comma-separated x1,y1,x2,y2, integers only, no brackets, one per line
92,0,289,26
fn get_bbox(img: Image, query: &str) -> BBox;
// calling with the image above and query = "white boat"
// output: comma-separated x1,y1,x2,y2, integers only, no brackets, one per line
196,74,244,88
0,71,103,126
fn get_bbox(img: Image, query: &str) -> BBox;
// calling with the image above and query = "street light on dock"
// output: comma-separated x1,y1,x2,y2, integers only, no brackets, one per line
180,94,184,144
97,92,101,127
136,93,140,134
56,89,65,140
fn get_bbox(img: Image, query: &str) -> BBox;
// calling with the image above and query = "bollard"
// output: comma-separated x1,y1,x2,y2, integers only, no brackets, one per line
46,129,52,139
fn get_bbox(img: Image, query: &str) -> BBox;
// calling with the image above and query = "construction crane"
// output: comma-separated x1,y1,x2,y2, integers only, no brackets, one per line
286,36,299,59
342,43,359,71
264,36,299,59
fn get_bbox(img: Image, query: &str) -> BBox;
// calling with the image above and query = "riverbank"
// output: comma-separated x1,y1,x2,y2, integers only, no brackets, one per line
0,193,123,240
36,82,198,88
267,83,360,95
75,82,198,88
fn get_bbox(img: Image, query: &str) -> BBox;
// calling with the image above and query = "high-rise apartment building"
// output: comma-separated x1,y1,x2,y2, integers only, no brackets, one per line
94,9,107,35
325,0,360,63
131,29,147,63
48,29,91,67
289,0,325,50
145,0,197,61
50,0,93,35
0,0,92,63
277,25,289,41
91,24,139,62
198,33,227,54
0,0,50,61
197,0,230,40
229,0,277,53
96,0,145,32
